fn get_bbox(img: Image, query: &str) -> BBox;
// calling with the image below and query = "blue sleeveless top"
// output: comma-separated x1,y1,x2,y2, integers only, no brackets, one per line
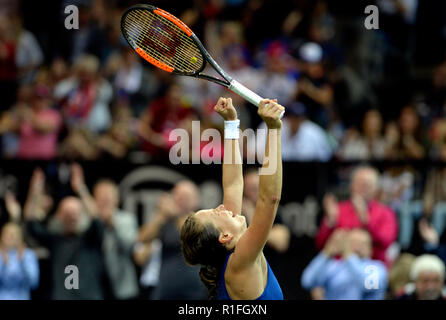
217,254,284,300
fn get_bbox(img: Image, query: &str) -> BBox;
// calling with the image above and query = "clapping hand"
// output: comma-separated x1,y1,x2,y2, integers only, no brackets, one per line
29,168,45,196
323,193,339,227
352,194,369,225
157,193,180,221
323,229,347,257
419,219,439,246
70,163,86,194
5,191,21,222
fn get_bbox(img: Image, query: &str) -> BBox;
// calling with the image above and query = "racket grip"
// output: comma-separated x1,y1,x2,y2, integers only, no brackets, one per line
229,80,285,119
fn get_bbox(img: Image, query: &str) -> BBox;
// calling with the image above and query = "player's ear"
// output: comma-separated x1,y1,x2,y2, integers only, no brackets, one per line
218,232,233,245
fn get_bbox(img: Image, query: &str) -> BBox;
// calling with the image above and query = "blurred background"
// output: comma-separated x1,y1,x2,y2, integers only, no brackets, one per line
0,0,446,300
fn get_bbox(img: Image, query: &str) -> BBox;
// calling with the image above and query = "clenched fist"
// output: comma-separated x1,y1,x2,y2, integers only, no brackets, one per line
258,99,284,129
214,97,237,121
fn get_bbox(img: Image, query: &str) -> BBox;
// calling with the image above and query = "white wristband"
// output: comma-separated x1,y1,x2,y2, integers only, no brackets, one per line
224,119,240,139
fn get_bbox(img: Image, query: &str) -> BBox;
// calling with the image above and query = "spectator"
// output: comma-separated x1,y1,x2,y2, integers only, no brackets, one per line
136,181,207,299
0,83,33,158
201,21,256,126
398,168,446,262
55,54,113,160
2,187,52,263
54,54,112,134
257,102,333,161
315,166,398,264
95,100,138,159
25,169,107,299
138,83,196,157
3,191,22,225
302,229,388,300
62,2,108,63
428,112,446,161
22,168,54,224
385,106,426,160
0,14,17,111
205,21,246,67
111,47,159,116
337,109,387,160
16,84,62,160
0,222,39,300
70,163,139,300
12,15,43,84
255,41,298,108
46,57,71,90
429,59,446,115
388,253,416,299
134,237,162,300
413,218,446,266
423,168,446,247
379,166,416,212
377,0,418,56
296,42,334,128
395,254,446,300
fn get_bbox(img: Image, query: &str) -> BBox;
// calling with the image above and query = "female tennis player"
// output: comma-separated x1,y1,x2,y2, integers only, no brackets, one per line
180,97,284,300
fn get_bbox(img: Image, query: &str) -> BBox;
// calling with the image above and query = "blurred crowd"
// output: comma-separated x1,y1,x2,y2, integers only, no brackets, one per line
0,0,445,162
0,0,446,300
1,162,446,300
303,166,446,300
0,164,290,300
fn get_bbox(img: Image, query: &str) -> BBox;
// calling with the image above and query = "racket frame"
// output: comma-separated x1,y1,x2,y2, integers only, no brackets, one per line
121,4,284,118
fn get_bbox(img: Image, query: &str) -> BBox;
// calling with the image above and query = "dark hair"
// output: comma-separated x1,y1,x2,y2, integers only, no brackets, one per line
180,213,232,300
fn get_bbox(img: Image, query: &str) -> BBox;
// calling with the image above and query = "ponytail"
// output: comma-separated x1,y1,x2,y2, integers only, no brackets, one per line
199,265,220,300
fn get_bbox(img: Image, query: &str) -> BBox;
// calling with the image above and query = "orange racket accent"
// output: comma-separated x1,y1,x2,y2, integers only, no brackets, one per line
135,47,174,72
154,8,193,37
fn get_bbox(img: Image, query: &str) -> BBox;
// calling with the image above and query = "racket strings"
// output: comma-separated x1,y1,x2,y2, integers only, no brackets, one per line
124,15,191,69
123,9,203,73
126,20,196,73
126,17,199,73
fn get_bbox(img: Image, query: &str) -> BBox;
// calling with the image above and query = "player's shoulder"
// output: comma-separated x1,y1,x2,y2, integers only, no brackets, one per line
225,253,265,298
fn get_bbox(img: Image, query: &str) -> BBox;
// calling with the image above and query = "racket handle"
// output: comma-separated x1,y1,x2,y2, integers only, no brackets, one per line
229,80,285,119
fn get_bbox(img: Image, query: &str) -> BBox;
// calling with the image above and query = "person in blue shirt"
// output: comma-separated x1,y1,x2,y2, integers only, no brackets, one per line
0,222,39,300
301,228,388,300
180,97,284,300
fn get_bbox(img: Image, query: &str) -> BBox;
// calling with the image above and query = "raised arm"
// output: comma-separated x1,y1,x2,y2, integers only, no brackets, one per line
23,168,47,221
23,170,54,247
4,191,21,223
70,163,98,218
214,97,243,214
138,193,177,243
233,99,284,267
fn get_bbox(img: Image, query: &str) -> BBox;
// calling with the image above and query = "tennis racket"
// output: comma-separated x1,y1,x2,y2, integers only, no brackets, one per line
121,4,285,118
